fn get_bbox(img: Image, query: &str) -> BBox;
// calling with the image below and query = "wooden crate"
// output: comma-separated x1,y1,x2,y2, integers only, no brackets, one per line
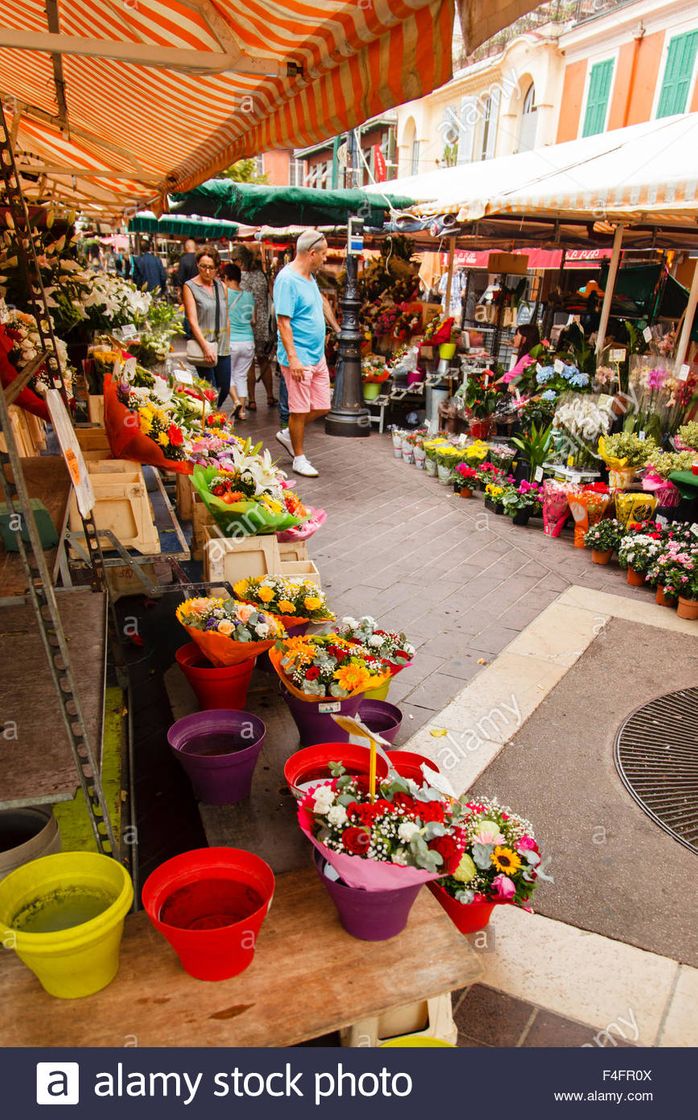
75,425,111,453
278,540,309,563
175,474,194,521
191,491,215,562
203,526,282,584
106,557,174,600
0,407,47,457
278,559,321,586
69,462,160,555
87,395,105,425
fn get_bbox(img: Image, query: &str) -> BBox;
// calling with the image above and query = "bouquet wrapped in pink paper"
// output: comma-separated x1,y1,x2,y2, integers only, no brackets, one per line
542,480,577,537
277,506,327,542
641,470,681,509
568,484,611,548
298,762,466,891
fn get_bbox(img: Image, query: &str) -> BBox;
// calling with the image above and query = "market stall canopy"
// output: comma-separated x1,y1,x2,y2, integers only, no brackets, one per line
169,181,416,229
366,114,698,248
128,211,239,239
0,0,541,218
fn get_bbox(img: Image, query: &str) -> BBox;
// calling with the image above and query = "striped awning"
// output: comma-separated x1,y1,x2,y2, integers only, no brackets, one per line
0,2,542,219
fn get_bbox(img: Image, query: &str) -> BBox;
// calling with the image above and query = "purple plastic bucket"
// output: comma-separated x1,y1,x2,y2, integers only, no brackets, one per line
357,699,403,745
281,688,362,747
313,852,422,941
167,710,265,805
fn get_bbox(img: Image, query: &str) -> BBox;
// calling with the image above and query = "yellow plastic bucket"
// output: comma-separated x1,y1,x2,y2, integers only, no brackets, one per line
363,680,391,702
439,343,457,360
0,851,133,999
381,1037,456,1047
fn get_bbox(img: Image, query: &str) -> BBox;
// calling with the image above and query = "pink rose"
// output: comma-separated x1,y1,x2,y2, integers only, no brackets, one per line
492,874,517,900
516,835,538,852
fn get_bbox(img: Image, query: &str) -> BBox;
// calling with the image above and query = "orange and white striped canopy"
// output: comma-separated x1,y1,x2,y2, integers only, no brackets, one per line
0,1,539,219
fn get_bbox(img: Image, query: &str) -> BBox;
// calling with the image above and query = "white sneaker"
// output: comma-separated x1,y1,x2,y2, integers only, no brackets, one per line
293,455,319,478
275,428,294,458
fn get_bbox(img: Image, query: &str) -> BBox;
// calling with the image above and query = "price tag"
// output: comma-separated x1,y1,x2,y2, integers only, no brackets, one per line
113,358,123,381
571,473,581,484
678,364,690,382
691,525,698,538
513,387,521,402
319,701,341,714
643,327,653,343
534,465,544,482
123,357,137,378
120,323,138,340
638,431,645,440
175,369,194,385
610,349,626,362
483,374,489,387
554,358,565,374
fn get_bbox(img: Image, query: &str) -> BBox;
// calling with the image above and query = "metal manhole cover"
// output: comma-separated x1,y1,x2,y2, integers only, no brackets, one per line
615,688,698,854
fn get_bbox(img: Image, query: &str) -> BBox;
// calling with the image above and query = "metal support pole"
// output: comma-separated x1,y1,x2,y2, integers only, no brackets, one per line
596,225,624,356
674,256,698,374
325,220,370,438
444,238,456,315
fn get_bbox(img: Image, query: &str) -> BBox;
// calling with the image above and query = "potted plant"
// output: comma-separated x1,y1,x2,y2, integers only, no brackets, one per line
454,463,479,498
435,444,463,483
484,482,507,513
423,437,449,477
617,533,664,587
650,542,698,618
598,433,657,489
429,797,544,934
583,518,625,564
463,369,500,439
501,480,542,526
511,422,553,483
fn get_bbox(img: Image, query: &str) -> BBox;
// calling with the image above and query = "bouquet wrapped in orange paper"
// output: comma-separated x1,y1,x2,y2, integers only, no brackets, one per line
568,484,611,548
269,635,392,703
176,597,285,667
104,373,194,474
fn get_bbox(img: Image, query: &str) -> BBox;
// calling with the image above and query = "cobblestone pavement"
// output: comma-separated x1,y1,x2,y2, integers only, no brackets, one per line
242,399,639,741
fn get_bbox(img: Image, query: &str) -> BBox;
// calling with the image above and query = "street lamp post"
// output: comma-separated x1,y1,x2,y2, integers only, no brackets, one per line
325,216,370,438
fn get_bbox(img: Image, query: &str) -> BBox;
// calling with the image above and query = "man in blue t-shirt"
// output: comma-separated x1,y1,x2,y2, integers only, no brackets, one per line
274,230,340,477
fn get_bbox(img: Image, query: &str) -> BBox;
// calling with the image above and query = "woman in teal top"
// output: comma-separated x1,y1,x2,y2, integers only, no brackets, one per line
222,263,255,419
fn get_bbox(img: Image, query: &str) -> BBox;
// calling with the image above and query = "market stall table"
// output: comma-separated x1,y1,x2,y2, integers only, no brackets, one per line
668,470,698,500
0,587,107,808
0,456,71,599
0,866,482,1046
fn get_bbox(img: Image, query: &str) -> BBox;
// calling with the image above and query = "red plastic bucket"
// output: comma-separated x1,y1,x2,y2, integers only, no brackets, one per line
284,742,389,800
175,643,255,710
388,751,440,784
168,710,265,805
141,847,274,981
428,881,499,933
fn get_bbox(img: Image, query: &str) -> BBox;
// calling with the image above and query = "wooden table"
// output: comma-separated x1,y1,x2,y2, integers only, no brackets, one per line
0,867,482,1047
0,588,107,808
0,456,71,598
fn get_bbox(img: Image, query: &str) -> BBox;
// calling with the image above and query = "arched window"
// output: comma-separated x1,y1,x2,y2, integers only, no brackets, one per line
518,82,537,152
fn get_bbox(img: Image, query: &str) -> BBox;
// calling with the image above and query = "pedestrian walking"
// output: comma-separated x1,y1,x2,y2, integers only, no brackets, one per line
132,239,167,293
182,247,231,409
274,230,340,478
221,263,255,419
176,238,199,290
238,247,277,411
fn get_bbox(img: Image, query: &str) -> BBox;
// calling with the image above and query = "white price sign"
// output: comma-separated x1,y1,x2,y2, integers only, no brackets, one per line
643,327,653,343
534,465,544,482
554,358,565,374
638,431,645,440
678,364,690,382
610,349,626,362
174,369,194,385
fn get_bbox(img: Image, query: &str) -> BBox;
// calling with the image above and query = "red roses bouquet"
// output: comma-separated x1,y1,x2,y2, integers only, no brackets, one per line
297,762,467,890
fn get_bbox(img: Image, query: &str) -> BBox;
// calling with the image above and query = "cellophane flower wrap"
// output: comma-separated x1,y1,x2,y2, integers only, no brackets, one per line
192,445,307,536
269,633,391,702
336,616,415,677
233,576,333,628
437,797,544,909
277,506,327,542
614,491,658,528
568,485,611,547
542,479,576,537
176,597,285,666
298,762,467,890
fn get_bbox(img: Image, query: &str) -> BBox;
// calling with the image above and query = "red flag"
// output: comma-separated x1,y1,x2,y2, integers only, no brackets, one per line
373,145,387,182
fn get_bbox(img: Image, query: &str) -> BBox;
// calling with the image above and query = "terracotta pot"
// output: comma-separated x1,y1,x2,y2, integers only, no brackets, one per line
626,567,646,587
591,549,612,566
677,595,698,620
655,585,676,608
459,486,473,499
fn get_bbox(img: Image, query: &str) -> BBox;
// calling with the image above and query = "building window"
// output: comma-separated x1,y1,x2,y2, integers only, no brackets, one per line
518,82,537,152
289,158,305,187
479,90,499,160
582,59,614,137
657,31,698,118
410,139,420,175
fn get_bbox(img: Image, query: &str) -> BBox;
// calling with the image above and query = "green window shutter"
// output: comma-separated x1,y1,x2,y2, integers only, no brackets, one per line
582,59,614,137
657,31,698,118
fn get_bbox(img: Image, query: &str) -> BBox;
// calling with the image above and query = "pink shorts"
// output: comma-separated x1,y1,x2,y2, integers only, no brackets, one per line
281,356,332,413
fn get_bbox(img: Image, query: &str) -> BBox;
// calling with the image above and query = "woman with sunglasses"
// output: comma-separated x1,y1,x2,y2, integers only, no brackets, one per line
182,246,231,408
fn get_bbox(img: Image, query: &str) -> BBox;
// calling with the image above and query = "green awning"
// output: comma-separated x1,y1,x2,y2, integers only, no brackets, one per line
169,180,416,229
128,211,239,238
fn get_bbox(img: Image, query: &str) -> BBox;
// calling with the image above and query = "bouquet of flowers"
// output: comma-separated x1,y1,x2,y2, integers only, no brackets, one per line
297,761,467,889
233,576,333,626
552,394,614,469
614,491,659,527
361,355,390,384
435,797,542,908
269,633,392,702
542,479,576,537
645,448,697,479
584,518,625,554
598,433,658,471
1,308,73,398
568,483,611,547
176,596,285,666
337,616,415,675
535,361,590,393
617,533,664,576
192,440,307,537
80,273,152,330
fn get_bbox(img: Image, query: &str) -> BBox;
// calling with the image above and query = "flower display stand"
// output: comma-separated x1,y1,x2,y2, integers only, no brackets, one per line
339,992,457,1048
202,525,282,584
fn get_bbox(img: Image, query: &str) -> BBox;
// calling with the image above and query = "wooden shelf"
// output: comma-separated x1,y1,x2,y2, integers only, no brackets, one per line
0,866,482,1047
0,456,71,598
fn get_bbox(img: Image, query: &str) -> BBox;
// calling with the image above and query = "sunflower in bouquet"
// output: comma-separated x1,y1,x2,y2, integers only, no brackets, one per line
233,576,334,625
271,633,391,700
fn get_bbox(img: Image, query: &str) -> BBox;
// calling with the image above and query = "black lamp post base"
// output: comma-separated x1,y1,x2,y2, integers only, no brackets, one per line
325,408,371,437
